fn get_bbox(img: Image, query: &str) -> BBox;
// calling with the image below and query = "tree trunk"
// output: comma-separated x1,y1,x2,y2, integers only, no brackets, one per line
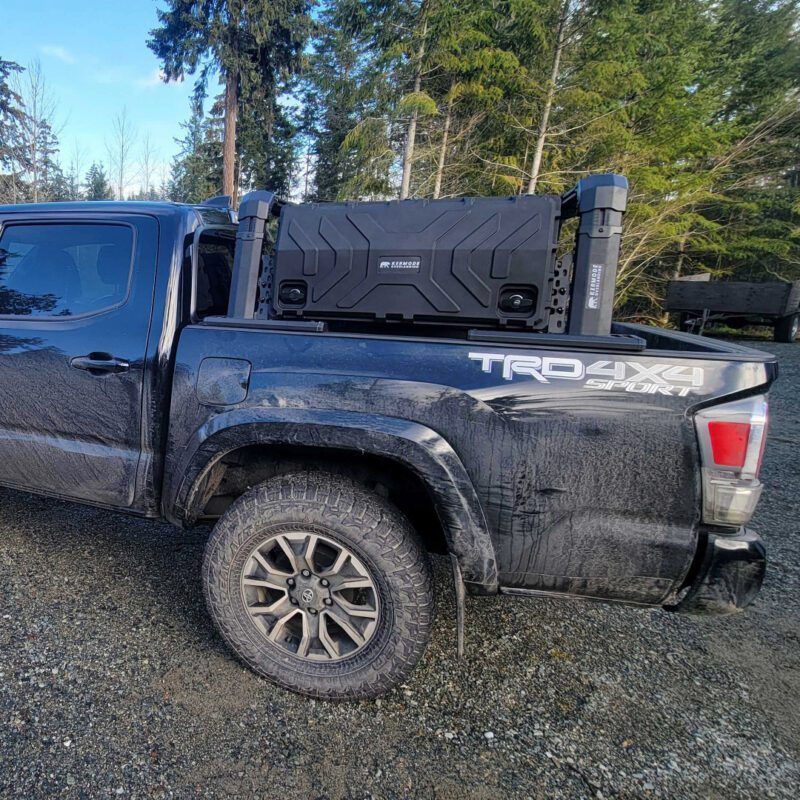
672,234,688,281
527,0,570,195
433,90,454,200
223,69,238,201
519,142,529,194
31,140,38,203
661,234,688,325
400,19,428,200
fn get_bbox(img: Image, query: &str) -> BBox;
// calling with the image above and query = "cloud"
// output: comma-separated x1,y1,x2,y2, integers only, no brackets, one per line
41,45,76,65
133,69,183,89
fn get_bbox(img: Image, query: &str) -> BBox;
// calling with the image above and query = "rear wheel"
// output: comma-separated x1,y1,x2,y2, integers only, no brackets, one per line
774,313,799,343
202,471,434,699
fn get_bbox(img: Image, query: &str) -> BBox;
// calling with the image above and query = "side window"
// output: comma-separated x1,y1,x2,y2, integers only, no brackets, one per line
195,231,235,319
0,222,133,318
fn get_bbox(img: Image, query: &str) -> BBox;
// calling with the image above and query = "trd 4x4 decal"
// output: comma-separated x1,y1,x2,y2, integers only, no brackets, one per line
468,352,704,396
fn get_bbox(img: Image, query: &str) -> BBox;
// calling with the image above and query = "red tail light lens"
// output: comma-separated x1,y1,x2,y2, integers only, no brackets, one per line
708,421,751,468
695,395,769,527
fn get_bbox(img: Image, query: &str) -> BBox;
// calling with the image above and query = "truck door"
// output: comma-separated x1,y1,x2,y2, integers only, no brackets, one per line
0,213,157,508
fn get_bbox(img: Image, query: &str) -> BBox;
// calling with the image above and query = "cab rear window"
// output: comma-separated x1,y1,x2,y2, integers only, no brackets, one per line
195,231,235,319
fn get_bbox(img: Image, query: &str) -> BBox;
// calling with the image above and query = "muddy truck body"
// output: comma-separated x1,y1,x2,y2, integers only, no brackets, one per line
0,175,776,698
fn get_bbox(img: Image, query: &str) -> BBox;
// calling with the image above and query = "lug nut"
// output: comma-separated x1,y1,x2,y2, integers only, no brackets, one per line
308,608,318,615
290,597,299,606
323,598,333,606
301,569,311,578
287,577,295,587
320,578,329,587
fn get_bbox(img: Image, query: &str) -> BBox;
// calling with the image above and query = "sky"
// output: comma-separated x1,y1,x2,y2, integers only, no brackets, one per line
3,0,200,190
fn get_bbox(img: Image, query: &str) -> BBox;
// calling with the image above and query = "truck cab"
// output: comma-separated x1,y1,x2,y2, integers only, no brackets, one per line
0,201,231,511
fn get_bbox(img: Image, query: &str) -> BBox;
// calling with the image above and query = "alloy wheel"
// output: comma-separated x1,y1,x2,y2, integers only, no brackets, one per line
240,530,380,662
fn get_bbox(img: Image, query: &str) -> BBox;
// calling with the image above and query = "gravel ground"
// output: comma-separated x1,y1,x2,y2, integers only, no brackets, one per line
1,339,798,800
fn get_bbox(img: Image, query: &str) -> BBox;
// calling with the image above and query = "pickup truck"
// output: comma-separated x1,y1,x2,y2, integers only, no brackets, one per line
0,190,776,699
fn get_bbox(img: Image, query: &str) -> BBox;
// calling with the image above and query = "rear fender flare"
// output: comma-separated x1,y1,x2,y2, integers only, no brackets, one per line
167,408,498,593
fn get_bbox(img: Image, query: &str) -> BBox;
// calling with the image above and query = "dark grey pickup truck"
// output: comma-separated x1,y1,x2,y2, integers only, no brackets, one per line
0,176,776,698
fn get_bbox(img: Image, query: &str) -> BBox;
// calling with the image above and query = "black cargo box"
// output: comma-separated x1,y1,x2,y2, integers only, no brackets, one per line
267,195,561,329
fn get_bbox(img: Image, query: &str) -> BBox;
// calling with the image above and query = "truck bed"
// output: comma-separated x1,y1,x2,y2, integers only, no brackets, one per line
164,320,776,604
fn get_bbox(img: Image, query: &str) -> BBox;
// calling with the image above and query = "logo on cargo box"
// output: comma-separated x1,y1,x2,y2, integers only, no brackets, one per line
378,257,421,271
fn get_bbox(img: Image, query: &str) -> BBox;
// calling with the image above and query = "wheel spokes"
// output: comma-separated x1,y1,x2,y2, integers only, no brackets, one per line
267,606,301,643
241,530,379,663
334,595,378,619
323,608,366,648
296,611,319,658
318,613,341,659
249,594,292,617
302,534,319,571
251,549,277,576
321,547,349,577
273,535,300,574
332,577,374,592
242,575,289,592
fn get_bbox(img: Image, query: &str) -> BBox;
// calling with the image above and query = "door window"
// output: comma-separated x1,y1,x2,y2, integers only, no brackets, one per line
0,223,134,317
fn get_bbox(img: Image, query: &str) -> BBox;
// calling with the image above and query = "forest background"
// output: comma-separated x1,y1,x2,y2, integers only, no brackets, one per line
1,0,798,320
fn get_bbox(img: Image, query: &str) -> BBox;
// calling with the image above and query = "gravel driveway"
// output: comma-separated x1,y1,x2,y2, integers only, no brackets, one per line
1,340,798,799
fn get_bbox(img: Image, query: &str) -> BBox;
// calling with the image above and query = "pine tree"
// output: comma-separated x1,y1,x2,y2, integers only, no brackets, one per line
0,58,24,203
168,95,223,203
44,164,73,201
0,60,62,203
85,163,113,200
406,0,536,197
10,60,61,203
63,160,83,201
306,0,379,200
149,0,312,201
237,94,298,197
684,0,800,283
313,0,458,200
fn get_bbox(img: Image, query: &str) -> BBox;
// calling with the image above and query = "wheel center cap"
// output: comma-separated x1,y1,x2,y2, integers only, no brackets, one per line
300,588,315,604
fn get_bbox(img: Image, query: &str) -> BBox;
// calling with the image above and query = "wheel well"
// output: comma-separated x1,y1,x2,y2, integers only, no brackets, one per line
192,444,449,555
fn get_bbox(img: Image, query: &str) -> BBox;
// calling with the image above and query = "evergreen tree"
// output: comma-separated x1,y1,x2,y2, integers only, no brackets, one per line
85,163,113,200
303,0,798,314
0,58,24,203
149,0,312,201
63,161,83,201
237,94,299,197
306,0,378,200
407,0,537,197
10,60,61,203
684,0,800,283
168,95,223,203
44,164,73,201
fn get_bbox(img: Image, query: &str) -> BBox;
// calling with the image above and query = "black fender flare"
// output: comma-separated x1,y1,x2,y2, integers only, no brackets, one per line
166,408,498,593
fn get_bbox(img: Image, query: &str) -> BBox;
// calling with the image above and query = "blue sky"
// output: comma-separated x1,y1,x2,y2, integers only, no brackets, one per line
3,0,201,187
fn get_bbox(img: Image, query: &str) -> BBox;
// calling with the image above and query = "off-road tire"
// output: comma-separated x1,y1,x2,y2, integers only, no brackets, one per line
202,471,434,699
774,313,799,343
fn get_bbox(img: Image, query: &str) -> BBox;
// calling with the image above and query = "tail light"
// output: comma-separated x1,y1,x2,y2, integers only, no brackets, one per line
694,395,768,527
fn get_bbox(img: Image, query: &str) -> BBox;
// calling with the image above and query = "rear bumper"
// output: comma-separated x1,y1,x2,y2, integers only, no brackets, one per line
667,528,766,615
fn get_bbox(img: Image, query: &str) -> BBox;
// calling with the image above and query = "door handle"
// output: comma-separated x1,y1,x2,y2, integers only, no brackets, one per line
70,353,130,374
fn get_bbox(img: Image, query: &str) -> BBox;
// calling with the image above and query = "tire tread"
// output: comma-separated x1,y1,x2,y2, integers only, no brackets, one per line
202,471,433,699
